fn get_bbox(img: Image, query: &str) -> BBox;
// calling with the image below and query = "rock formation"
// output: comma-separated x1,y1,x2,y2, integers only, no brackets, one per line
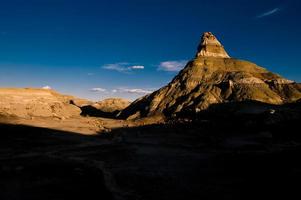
92,98,131,113
70,98,94,108
79,98,131,118
196,32,230,58
0,88,81,119
119,32,301,119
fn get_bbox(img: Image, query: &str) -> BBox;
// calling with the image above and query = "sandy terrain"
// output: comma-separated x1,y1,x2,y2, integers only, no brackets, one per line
0,116,137,135
0,88,141,135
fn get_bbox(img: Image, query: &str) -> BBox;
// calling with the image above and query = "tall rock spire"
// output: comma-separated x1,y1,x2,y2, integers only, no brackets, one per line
119,32,301,120
196,32,230,58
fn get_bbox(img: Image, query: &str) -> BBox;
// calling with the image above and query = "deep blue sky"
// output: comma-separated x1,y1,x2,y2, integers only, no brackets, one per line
0,0,300,100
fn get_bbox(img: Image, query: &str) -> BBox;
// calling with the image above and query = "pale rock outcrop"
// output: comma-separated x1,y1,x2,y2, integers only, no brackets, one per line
0,88,81,119
196,32,230,58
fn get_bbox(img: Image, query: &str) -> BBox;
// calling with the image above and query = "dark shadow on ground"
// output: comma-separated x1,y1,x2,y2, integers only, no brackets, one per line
99,100,301,200
1,99,301,200
80,105,119,118
0,123,113,200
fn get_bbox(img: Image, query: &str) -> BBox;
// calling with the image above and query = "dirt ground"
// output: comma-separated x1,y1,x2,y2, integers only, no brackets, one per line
1,114,301,200
0,116,139,135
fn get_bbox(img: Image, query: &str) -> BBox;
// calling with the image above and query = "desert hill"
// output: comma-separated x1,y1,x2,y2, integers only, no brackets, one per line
72,98,131,118
0,88,81,119
119,32,301,119
0,88,134,134
92,98,131,113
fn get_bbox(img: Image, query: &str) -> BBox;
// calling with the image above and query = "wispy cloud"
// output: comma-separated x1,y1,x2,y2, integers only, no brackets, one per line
158,60,187,72
102,62,129,73
112,87,154,95
89,87,153,95
129,65,144,69
89,87,107,92
256,8,280,19
102,62,145,73
119,88,153,95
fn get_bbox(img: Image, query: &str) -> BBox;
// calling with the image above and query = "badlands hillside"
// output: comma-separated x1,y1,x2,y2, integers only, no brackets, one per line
70,98,130,113
92,98,131,113
0,88,81,119
79,98,131,118
119,32,301,119
0,88,133,134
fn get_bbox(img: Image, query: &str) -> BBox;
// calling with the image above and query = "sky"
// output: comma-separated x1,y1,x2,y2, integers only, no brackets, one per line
0,0,300,101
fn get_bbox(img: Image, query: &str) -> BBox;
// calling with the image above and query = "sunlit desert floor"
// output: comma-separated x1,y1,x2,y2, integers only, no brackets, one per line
0,116,138,135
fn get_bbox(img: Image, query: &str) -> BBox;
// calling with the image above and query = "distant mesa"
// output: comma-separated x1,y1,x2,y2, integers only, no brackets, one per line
0,87,131,120
92,98,131,113
76,98,131,118
119,32,301,120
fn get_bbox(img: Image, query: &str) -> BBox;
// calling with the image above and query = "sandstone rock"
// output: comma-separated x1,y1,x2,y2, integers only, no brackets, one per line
119,32,301,120
196,32,230,58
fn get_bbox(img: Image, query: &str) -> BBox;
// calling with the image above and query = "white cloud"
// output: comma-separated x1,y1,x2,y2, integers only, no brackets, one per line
42,85,51,90
90,87,106,92
102,63,129,73
158,60,187,72
102,62,145,73
118,88,153,95
256,8,280,18
89,87,153,95
129,65,144,69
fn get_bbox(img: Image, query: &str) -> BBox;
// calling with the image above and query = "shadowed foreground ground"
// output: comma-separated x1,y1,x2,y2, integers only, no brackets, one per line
1,110,301,200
